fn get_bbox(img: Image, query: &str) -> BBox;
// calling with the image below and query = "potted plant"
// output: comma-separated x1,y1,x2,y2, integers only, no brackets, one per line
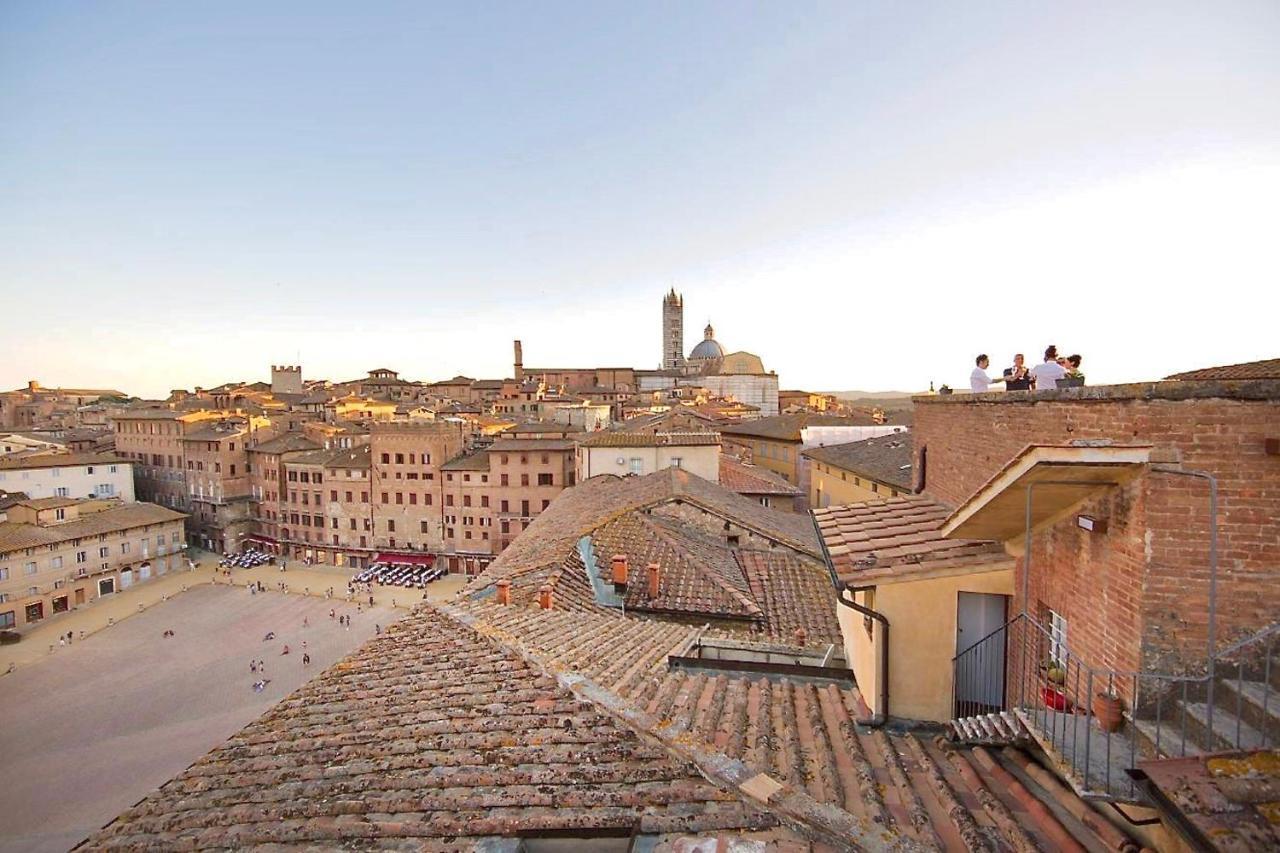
1043,659,1067,685
1056,374,1085,388
1092,688,1124,732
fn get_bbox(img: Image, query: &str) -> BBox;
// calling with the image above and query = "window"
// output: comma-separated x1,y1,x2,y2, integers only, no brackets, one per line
0,611,13,629
381,453,390,464
446,495,454,506
629,458,643,474
395,492,404,505
387,520,396,532
51,556,63,569
0,568,7,580
520,500,529,516
409,493,418,505
24,562,37,575
671,457,682,468
1048,609,1068,664
55,508,66,520
481,495,489,508
463,495,471,507
537,473,553,486
500,474,509,486
541,499,550,511
54,486,69,498
500,500,509,513
395,453,404,464
421,521,430,534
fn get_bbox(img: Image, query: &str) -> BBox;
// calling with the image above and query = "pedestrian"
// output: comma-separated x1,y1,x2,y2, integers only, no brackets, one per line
303,653,311,666
392,598,396,608
303,616,309,628
329,609,336,620
59,637,66,648
302,640,307,650
258,659,265,672
357,604,362,614
79,630,84,641
282,644,290,655
376,624,381,635
251,660,257,673
368,594,374,607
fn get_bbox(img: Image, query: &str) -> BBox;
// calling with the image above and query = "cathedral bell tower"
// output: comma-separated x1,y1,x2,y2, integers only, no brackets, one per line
662,289,685,371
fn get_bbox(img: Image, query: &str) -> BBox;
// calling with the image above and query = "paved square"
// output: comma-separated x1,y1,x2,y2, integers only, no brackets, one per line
0,585,396,853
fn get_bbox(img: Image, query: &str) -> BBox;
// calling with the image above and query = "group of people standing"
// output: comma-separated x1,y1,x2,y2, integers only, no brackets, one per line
971,345,1084,393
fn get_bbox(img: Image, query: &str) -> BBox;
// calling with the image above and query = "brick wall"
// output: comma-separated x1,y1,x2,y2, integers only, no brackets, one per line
914,382,1280,677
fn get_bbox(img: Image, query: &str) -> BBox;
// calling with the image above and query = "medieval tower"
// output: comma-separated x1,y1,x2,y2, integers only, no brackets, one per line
662,289,685,371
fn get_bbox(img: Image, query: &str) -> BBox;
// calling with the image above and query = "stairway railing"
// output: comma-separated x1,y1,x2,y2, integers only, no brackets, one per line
952,613,1280,800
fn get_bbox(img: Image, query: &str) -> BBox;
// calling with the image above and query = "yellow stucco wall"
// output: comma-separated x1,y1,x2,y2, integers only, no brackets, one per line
839,565,1014,723
810,461,905,508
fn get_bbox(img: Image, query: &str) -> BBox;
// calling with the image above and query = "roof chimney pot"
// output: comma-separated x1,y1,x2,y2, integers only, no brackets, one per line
496,578,512,606
538,583,554,610
646,562,661,599
611,554,629,588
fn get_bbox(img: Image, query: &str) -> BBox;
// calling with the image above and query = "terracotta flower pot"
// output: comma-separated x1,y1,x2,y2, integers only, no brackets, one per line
1093,693,1124,733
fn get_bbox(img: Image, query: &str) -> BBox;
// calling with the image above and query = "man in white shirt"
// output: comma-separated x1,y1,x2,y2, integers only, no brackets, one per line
1030,345,1068,390
970,354,1004,393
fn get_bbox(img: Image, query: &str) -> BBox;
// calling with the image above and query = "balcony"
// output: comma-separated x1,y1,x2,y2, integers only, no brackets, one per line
951,613,1280,802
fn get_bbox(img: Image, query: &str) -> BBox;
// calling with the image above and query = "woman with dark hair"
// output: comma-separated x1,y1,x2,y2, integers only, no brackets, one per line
1030,345,1067,390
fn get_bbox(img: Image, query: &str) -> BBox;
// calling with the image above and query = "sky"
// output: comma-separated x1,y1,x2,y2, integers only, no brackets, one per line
2,1,1278,399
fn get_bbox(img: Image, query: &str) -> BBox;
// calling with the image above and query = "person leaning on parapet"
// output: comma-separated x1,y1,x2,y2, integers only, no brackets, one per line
1030,345,1067,390
970,354,1005,393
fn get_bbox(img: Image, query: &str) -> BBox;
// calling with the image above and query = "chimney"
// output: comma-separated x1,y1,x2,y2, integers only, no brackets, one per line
496,578,511,606
794,627,807,647
538,583,554,610
646,562,661,599
611,554,629,589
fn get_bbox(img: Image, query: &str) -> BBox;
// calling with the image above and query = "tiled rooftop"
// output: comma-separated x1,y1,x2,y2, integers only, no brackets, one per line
81,606,795,850
0,452,125,471
0,502,185,554
1164,356,1280,381
802,435,914,491
580,431,721,448
450,598,1131,852
719,456,802,496
811,496,1013,584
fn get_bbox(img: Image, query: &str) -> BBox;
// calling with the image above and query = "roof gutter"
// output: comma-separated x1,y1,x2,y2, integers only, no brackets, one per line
810,511,889,728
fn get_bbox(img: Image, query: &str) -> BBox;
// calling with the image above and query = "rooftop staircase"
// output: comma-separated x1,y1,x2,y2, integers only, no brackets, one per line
949,613,1280,802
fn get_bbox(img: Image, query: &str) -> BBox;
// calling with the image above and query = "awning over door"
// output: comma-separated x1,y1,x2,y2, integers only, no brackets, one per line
942,444,1152,542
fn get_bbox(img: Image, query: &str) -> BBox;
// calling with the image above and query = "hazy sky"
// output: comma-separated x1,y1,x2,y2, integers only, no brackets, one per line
2,1,1278,398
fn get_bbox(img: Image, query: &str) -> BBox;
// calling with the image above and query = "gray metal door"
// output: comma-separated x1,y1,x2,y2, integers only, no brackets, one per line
956,592,1008,710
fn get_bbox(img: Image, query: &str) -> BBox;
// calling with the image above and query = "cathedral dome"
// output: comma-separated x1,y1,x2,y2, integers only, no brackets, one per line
688,324,724,362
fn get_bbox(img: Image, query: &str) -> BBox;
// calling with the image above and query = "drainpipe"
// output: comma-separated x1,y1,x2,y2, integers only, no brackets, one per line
811,512,889,727
1149,465,1219,735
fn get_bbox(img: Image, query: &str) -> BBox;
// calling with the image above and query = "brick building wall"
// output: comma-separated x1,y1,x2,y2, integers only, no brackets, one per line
369,422,465,553
913,382,1280,677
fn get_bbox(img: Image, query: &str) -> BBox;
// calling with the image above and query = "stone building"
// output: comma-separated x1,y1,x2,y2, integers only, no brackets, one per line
803,433,914,508
0,380,127,430
0,497,186,632
368,421,466,554
246,432,320,553
111,409,226,511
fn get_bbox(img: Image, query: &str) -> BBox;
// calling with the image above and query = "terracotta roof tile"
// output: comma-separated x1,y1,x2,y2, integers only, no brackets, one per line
1165,357,1280,381
0,502,185,553
719,456,801,497
82,606,787,849
811,496,1012,583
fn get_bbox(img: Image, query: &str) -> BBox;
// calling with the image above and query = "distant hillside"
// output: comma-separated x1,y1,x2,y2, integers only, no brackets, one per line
827,390,919,401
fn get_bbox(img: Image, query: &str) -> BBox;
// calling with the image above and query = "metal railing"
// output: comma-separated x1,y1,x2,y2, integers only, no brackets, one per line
952,613,1280,800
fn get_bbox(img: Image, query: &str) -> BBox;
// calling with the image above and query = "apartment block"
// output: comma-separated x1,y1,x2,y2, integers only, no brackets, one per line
0,497,186,632
368,421,465,554
0,453,134,503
